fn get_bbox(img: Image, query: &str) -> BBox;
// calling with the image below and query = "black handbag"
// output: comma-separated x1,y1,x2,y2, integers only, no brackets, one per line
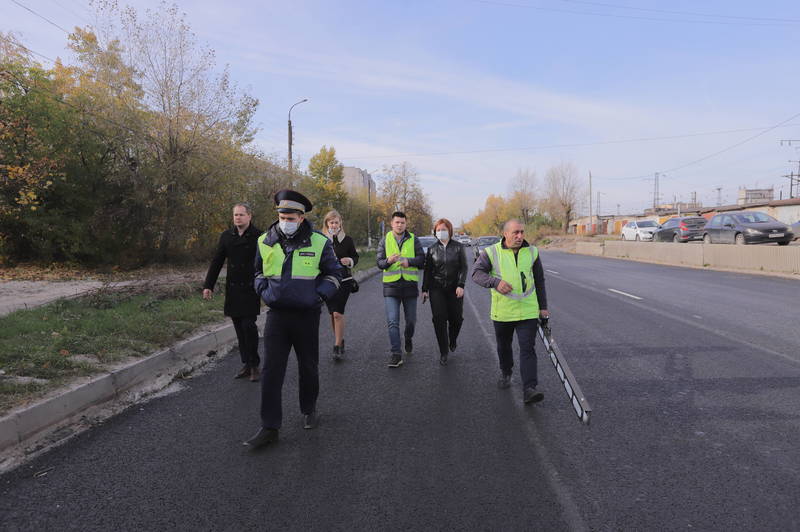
350,278,360,293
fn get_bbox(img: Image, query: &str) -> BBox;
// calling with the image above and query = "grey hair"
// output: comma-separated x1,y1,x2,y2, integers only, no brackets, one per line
233,202,253,215
503,219,524,232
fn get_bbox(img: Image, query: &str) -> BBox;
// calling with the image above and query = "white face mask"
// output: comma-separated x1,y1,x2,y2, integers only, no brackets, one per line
279,220,299,236
436,230,450,242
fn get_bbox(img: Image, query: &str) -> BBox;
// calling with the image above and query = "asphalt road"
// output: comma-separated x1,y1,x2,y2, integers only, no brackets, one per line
2,251,800,530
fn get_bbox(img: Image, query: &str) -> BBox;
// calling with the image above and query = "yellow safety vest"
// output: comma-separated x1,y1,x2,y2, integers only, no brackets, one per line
383,232,419,283
258,231,327,280
485,242,539,322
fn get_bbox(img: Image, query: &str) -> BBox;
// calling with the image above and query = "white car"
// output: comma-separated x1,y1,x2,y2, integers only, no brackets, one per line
621,220,659,241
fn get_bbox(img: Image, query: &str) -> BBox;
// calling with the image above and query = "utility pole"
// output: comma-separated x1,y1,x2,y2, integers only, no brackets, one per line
653,172,660,210
287,98,308,177
596,191,602,218
588,171,593,235
616,203,620,215
715,186,723,207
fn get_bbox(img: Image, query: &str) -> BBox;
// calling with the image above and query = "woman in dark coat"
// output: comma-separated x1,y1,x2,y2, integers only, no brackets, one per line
203,203,262,381
421,218,468,366
322,210,359,361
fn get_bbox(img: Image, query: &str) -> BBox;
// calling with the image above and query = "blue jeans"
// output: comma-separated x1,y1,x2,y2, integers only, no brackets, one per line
384,296,417,354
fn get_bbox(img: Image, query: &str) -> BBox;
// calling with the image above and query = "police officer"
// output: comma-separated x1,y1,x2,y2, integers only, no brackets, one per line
244,190,342,449
202,203,262,382
471,219,549,404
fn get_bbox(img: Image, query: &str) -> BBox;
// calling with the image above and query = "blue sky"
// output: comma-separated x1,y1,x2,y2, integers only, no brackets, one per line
4,0,800,223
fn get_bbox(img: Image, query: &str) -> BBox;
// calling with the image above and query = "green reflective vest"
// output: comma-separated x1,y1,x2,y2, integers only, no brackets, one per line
382,232,419,283
485,242,539,322
258,231,327,280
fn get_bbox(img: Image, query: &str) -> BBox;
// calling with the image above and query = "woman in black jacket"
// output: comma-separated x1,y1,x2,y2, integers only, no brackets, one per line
422,218,468,366
322,210,359,361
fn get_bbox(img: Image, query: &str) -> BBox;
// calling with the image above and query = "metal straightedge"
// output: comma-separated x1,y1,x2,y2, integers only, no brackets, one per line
538,320,592,425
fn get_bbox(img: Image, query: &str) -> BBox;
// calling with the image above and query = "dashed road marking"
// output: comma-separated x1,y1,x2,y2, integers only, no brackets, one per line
693,314,703,320
546,269,560,275
608,288,643,300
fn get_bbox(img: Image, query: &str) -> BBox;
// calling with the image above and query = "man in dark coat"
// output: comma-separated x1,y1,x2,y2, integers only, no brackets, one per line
203,203,262,382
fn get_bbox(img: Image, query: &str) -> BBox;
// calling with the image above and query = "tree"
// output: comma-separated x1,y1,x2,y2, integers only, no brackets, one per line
305,145,346,213
544,162,581,233
508,168,537,225
377,162,433,236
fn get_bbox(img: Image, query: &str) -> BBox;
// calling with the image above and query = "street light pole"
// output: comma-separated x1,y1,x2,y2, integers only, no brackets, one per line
287,98,308,177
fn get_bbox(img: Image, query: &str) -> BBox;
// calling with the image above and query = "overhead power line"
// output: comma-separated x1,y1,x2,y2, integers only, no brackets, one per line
471,0,799,26
559,0,800,24
349,124,800,160
10,0,72,33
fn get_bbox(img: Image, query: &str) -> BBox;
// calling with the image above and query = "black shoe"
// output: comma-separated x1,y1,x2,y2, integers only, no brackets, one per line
523,387,544,404
303,412,319,429
243,428,279,449
388,353,403,368
341,339,345,354
332,345,342,362
404,337,413,355
234,365,250,379
449,339,457,352
439,354,448,366
497,374,511,389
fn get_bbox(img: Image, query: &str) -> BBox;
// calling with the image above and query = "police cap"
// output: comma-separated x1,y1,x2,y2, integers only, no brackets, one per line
274,189,312,214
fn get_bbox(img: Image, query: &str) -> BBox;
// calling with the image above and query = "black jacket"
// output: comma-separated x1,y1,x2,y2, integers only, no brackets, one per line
329,233,359,280
422,239,468,291
204,224,262,317
376,230,426,298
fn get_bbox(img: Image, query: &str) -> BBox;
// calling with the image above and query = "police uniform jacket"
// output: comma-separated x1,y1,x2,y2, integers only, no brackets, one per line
253,219,342,310
203,224,262,317
376,230,425,298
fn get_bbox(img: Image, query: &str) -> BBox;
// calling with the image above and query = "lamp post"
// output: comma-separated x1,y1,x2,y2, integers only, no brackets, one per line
287,98,308,177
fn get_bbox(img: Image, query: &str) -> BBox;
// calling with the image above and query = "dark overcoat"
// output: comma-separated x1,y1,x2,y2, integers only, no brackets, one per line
203,224,262,317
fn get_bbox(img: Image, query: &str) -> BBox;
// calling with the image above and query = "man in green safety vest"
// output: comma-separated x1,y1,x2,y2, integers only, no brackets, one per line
376,211,426,368
471,219,550,404
244,190,342,449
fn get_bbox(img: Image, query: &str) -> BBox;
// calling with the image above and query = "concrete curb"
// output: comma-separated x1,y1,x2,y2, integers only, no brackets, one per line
0,267,381,460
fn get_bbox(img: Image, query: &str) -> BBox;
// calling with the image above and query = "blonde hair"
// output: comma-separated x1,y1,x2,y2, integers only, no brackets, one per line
323,210,343,234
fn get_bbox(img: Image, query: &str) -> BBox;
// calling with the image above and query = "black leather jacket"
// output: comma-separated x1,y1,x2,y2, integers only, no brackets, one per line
422,239,468,291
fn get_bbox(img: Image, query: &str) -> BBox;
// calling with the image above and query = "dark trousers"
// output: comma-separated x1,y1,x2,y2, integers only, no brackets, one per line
260,308,320,430
429,287,464,356
493,319,539,389
231,315,260,367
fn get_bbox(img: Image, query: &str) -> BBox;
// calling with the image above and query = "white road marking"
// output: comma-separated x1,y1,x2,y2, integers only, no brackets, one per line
546,269,560,275
693,315,703,320
464,291,589,532
607,288,643,300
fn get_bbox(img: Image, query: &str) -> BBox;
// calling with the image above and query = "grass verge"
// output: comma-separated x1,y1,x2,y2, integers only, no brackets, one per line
353,250,376,273
0,283,225,414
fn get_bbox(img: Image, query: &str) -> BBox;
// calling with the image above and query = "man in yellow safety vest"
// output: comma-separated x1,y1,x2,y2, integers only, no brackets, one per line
376,211,426,368
244,190,342,449
471,219,550,404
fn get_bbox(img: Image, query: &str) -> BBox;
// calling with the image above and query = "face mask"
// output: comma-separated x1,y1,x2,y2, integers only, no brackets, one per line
436,230,449,242
279,220,299,236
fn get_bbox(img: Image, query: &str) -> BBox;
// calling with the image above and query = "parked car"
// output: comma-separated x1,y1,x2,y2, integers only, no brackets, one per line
621,220,659,241
702,211,793,245
791,220,800,241
454,235,472,246
653,216,707,243
418,235,438,254
472,235,501,261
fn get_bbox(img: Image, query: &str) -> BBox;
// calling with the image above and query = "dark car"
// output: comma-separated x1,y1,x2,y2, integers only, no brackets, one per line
702,211,794,245
654,216,707,243
418,235,438,254
791,220,800,241
472,236,501,261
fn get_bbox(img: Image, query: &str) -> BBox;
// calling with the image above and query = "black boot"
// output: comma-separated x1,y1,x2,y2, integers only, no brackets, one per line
332,345,342,362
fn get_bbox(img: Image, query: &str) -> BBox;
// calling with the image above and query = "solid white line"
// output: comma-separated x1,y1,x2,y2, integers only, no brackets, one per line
607,288,643,300
692,315,703,320
464,291,589,532
546,269,561,275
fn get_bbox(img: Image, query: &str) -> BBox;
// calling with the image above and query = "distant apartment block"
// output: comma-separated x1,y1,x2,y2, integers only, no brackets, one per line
342,166,376,197
737,187,774,205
